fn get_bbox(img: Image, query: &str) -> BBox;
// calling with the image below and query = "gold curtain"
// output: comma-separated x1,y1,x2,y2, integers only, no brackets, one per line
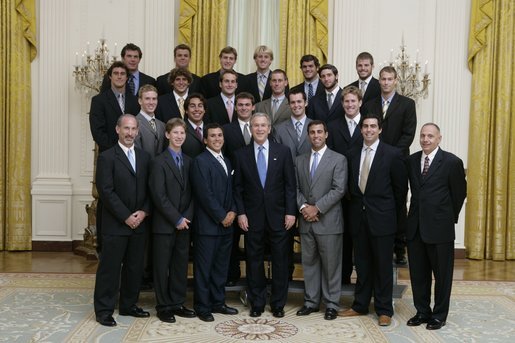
465,0,515,260
279,0,328,86
0,0,36,250
178,0,228,76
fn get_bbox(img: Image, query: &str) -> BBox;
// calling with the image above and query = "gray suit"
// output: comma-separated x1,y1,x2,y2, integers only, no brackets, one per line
295,148,347,309
275,117,312,162
255,97,292,127
134,113,167,159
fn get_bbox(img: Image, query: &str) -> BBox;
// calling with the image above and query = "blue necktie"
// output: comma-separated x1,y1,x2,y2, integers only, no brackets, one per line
310,151,318,180
257,145,267,187
127,149,136,172
308,83,314,103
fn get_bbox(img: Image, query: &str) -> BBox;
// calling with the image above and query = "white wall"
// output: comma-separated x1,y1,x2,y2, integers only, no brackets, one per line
31,0,471,247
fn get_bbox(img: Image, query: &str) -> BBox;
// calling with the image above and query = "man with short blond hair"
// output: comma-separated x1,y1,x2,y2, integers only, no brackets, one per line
243,45,274,102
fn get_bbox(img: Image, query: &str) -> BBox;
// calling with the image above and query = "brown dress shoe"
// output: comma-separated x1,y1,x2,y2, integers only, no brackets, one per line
338,308,365,317
378,315,392,326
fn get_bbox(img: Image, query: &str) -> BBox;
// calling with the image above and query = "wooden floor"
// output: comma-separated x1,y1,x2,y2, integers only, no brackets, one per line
1,251,514,282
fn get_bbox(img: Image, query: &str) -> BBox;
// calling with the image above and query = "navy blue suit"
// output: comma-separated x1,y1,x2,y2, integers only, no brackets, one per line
233,141,297,310
191,150,236,315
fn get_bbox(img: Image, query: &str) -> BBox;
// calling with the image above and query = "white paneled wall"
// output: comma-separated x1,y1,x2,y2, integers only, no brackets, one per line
32,0,471,247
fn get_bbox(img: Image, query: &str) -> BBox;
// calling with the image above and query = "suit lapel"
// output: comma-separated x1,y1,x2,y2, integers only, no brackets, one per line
311,149,329,186
108,90,123,116
384,93,399,120
115,145,136,175
366,142,384,189
422,149,443,183
164,151,184,186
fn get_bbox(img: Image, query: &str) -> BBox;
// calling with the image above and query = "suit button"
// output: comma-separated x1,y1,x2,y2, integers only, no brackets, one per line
362,205,365,211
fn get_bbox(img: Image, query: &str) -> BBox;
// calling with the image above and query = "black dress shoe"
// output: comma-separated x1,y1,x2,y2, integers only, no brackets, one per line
407,314,430,326
119,306,150,318
212,305,238,315
395,255,408,265
324,308,338,320
172,306,196,318
96,314,116,326
296,306,319,316
157,310,176,323
249,308,263,317
225,280,237,287
426,318,446,330
198,313,215,322
272,307,285,318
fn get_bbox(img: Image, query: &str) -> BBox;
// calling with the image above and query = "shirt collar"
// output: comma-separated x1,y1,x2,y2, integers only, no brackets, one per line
173,90,188,101
139,111,155,121
118,142,134,154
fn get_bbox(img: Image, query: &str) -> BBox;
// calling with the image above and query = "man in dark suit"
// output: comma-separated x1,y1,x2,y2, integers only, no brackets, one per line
100,43,156,95
182,93,207,158
289,55,325,104
255,69,293,129
222,92,255,284
345,52,381,106
362,66,417,265
233,113,297,318
156,44,201,96
148,118,196,323
206,70,238,125
327,86,364,285
155,68,192,123
93,114,151,327
200,46,245,99
406,123,466,330
339,113,408,327
307,64,343,124
89,61,140,252
191,123,239,322
242,45,274,102
295,120,347,320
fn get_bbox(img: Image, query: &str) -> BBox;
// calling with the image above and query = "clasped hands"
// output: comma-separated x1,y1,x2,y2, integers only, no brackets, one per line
301,204,319,222
125,210,147,229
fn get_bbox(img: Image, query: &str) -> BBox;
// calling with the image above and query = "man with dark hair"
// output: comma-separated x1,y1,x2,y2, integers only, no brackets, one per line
406,123,466,330
156,44,201,95
100,43,156,95
200,46,245,99
206,70,238,125
191,123,239,322
307,64,343,123
94,114,151,327
149,118,196,323
290,55,325,103
155,67,193,123
363,65,417,265
255,69,292,127
346,52,381,106
182,93,208,158
339,113,408,327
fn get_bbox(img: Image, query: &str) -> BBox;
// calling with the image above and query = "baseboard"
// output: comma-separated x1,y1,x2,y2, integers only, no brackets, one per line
455,248,466,259
32,241,73,252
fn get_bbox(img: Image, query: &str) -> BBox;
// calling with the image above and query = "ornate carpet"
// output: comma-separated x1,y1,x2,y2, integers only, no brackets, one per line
0,273,514,342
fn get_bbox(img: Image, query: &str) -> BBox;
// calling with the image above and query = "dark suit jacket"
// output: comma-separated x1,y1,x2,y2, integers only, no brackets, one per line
156,72,201,96
200,69,245,99
307,88,344,124
346,77,381,105
233,141,297,230
155,93,183,123
347,141,408,237
100,71,156,95
182,122,205,158
274,117,312,161
290,80,325,99
407,149,466,244
95,144,151,236
242,71,273,102
206,94,237,125
191,151,236,236
89,89,140,152
362,93,417,156
222,121,250,164
327,116,364,160
134,113,167,158
148,149,193,233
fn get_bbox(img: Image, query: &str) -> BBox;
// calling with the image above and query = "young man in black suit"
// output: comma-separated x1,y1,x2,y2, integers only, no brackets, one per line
290,54,325,103
191,123,239,322
156,44,201,96
339,113,408,327
233,113,297,318
243,45,274,102
100,43,156,95
93,114,151,327
206,70,238,125
345,52,381,106
155,67,192,123
148,118,196,323
307,64,344,124
200,46,244,99
406,123,466,330
182,93,207,158
362,65,417,265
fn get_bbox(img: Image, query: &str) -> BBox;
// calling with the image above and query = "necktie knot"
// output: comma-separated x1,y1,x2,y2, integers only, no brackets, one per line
360,80,367,92
149,118,157,132
382,100,390,116
195,126,202,140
